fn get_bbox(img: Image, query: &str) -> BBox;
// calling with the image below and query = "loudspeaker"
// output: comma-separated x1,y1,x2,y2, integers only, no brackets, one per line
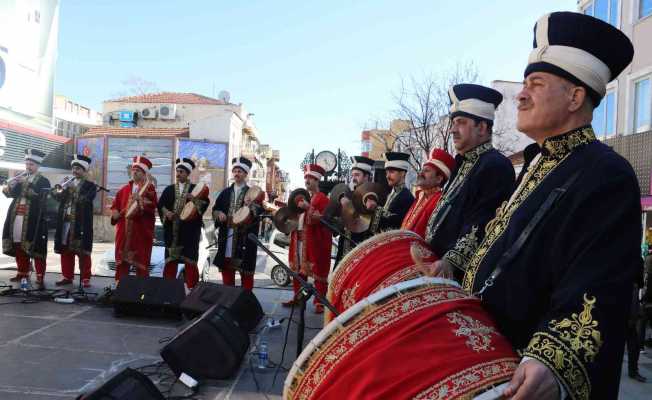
77,368,164,400
180,282,263,332
161,304,250,380
112,276,185,318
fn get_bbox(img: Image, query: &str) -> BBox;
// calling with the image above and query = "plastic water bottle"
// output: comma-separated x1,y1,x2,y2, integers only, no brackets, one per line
20,278,28,292
258,340,268,369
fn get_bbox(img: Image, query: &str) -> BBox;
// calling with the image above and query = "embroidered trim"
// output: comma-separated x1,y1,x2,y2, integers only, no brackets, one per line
120,182,155,270
65,179,89,256
523,333,590,400
329,230,421,294
462,127,596,292
289,285,470,399
447,311,497,352
401,189,439,232
549,294,602,363
341,282,359,309
383,184,405,212
166,182,190,262
444,226,479,271
522,293,602,400
6,174,48,259
376,265,421,290
224,185,247,260
414,358,518,400
425,142,493,243
369,207,383,235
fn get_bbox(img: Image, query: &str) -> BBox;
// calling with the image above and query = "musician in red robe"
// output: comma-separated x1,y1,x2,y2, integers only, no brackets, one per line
401,149,455,238
110,155,157,282
284,164,332,314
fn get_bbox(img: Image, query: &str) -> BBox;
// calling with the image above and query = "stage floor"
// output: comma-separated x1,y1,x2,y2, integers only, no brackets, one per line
0,269,326,400
0,269,649,399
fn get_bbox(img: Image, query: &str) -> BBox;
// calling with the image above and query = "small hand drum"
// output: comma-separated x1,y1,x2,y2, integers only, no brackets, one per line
232,206,254,226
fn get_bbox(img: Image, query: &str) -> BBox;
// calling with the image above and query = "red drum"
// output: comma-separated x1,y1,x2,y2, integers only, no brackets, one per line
179,183,209,222
179,202,198,221
245,185,265,205
191,182,209,199
232,206,253,226
326,229,437,322
285,277,519,400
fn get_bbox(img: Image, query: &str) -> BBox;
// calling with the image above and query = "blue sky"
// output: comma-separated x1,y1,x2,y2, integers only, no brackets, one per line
56,0,576,187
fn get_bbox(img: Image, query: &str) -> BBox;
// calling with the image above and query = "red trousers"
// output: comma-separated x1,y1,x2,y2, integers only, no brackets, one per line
15,245,46,281
163,261,199,289
115,262,149,281
292,274,327,305
60,249,91,283
221,259,253,290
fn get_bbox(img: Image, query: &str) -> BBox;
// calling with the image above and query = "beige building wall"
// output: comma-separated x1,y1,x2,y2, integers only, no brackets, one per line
103,101,244,129
361,119,407,160
578,0,652,136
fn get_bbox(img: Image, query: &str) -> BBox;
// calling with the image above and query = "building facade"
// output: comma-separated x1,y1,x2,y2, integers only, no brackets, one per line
0,0,67,178
103,92,264,181
54,95,102,155
577,0,652,223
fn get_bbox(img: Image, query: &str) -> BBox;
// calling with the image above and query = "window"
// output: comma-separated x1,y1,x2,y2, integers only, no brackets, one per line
592,91,616,138
583,0,619,26
634,78,651,133
641,0,652,18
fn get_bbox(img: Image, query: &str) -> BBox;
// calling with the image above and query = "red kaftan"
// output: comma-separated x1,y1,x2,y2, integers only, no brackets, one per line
400,189,442,238
289,191,332,283
111,181,157,272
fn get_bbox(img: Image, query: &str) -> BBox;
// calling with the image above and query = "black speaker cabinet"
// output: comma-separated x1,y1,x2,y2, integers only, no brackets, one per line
180,282,263,332
112,276,185,318
161,304,250,380
77,368,164,400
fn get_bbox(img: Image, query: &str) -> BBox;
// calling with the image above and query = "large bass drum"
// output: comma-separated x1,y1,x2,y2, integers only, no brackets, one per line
285,277,519,400
326,229,436,322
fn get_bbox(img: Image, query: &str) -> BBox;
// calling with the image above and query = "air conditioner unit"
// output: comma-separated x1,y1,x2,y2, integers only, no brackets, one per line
159,104,177,120
118,110,136,122
141,107,157,119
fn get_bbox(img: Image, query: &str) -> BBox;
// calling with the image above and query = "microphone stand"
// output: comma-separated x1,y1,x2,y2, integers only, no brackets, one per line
247,233,338,358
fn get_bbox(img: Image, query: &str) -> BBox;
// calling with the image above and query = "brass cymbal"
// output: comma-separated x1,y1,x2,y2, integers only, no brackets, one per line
288,188,311,215
339,197,371,233
325,183,351,218
352,182,389,215
272,206,298,235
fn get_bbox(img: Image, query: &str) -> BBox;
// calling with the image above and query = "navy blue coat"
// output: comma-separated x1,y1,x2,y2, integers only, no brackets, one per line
464,127,641,399
425,142,514,280
377,186,414,232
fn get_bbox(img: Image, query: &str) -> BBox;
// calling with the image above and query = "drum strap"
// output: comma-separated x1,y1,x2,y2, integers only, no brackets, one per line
474,170,580,298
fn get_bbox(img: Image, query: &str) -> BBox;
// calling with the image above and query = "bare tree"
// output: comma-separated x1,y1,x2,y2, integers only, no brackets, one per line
378,61,516,172
389,62,479,171
111,75,160,98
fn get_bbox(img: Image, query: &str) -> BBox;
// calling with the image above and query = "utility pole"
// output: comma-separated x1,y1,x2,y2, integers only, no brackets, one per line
337,148,342,181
